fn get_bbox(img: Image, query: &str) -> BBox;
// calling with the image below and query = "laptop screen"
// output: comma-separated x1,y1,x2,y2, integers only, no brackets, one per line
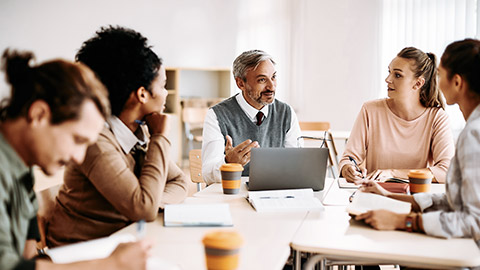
248,148,329,191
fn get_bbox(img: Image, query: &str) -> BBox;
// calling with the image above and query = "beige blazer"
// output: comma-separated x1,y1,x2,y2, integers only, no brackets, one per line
46,126,187,247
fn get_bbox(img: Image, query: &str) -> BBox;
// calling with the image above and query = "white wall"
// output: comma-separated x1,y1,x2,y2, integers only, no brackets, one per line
0,0,382,133
0,0,240,98
294,0,381,131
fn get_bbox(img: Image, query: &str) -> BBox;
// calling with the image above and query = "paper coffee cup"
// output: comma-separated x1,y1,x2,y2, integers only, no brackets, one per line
203,230,243,270
220,164,243,195
408,170,433,193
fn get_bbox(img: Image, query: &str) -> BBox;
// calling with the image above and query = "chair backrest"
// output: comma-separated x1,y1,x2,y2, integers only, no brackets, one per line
182,107,209,127
183,107,209,148
189,149,204,191
36,184,61,249
298,121,340,178
299,121,331,131
325,131,340,178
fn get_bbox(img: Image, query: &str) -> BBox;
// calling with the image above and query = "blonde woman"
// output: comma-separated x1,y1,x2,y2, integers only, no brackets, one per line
339,47,454,183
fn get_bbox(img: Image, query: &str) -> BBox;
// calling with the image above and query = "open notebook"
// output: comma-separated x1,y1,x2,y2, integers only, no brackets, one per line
346,192,411,216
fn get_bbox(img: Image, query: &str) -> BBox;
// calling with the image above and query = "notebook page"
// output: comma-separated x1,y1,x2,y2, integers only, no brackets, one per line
346,192,411,216
164,203,233,226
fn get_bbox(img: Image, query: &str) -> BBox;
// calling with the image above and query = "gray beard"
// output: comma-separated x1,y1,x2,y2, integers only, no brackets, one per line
248,91,275,106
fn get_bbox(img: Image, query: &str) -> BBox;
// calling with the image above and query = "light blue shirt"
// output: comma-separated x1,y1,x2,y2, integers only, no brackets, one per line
415,104,480,248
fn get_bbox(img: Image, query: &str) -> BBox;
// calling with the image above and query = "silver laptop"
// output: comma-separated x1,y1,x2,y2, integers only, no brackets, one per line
248,148,329,191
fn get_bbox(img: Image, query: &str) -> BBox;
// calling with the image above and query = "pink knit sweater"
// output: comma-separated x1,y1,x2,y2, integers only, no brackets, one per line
339,99,455,183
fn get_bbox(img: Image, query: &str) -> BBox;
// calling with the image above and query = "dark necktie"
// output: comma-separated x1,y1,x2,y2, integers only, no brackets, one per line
256,111,264,126
131,143,147,177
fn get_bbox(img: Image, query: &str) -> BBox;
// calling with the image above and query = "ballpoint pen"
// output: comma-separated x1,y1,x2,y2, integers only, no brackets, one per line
259,196,295,199
349,190,357,203
137,219,146,240
348,156,365,179
134,119,146,125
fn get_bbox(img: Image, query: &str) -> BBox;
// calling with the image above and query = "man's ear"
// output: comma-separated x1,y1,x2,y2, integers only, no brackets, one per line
136,86,148,104
414,77,425,91
27,100,51,126
235,77,246,91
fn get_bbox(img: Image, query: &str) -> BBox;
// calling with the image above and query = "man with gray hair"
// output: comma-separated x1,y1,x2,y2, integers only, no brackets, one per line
202,50,301,185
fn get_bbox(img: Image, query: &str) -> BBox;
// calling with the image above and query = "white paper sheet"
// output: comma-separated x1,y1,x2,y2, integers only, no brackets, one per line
47,234,180,270
247,188,324,212
346,191,412,216
164,203,233,227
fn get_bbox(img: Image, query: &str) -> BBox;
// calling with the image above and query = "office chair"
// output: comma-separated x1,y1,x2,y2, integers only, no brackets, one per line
298,121,340,179
189,149,205,191
36,184,61,250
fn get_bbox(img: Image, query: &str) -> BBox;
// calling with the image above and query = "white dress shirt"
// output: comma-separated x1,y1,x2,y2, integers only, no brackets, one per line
201,93,301,185
108,116,147,154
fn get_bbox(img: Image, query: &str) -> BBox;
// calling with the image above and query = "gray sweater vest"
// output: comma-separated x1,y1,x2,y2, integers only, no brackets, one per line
212,94,292,175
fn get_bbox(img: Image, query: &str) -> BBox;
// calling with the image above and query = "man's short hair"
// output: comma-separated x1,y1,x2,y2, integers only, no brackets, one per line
232,50,276,81
76,25,162,116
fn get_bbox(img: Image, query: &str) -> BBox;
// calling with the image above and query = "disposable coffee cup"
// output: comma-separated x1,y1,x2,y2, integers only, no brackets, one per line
220,163,243,195
203,230,243,270
408,170,433,193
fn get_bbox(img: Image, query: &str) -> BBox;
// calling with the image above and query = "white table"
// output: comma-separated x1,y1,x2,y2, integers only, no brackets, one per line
291,180,480,270
114,178,334,270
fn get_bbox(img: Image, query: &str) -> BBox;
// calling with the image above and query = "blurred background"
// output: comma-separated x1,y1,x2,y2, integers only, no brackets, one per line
1,0,478,165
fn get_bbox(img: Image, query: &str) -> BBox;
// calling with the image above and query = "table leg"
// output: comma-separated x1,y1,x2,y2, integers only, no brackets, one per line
295,250,302,270
303,254,327,270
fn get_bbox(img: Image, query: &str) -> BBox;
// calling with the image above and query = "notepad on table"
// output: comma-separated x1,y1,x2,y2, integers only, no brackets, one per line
346,191,411,216
338,177,410,194
338,177,361,189
247,188,324,212
164,203,233,227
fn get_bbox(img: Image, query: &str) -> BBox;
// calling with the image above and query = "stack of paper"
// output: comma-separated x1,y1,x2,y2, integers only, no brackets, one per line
346,192,411,216
164,203,233,227
247,188,324,212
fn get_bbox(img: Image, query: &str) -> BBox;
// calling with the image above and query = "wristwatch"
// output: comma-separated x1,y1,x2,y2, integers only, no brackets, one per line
405,215,413,232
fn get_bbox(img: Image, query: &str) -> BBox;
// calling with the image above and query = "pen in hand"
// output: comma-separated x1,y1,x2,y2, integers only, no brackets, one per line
136,219,146,240
348,156,365,179
134,119,146,125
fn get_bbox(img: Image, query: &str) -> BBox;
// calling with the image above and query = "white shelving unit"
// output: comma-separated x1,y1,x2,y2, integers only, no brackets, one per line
165,67,233,164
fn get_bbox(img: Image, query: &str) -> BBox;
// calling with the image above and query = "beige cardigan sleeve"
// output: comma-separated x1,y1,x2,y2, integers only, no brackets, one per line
159,160,188,208
80,133,187,221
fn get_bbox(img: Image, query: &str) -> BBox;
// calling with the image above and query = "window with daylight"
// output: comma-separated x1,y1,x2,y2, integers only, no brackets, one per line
379,0,478,138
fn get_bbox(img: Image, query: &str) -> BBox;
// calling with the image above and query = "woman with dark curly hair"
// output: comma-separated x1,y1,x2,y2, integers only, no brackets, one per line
47,26,188,247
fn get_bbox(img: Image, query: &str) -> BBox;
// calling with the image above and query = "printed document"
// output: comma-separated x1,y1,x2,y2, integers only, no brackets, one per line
247,188,324,212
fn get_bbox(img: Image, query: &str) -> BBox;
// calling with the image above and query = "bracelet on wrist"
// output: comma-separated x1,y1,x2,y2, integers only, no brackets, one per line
405,215,413,232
